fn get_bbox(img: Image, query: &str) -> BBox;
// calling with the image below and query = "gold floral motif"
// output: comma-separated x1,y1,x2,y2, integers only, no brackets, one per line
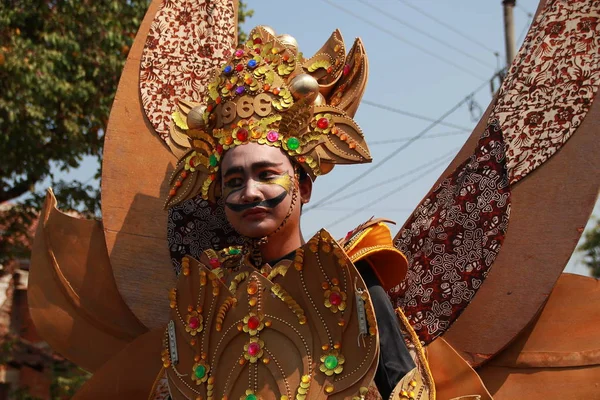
191,360,210,385
242,312,265,336
185,310,203,336
323,285,347,313
319,350,345,376
243,337,264,363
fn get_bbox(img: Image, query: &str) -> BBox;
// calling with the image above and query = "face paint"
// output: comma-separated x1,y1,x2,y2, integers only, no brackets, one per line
222,172,293,202
225,190,288,212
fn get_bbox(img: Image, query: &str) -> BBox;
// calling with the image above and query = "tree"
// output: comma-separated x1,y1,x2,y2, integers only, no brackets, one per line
0,1,253,266
578,217,600,278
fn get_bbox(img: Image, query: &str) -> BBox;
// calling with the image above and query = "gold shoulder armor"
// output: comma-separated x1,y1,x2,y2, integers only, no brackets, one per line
163,229,379,399
339,218,408,292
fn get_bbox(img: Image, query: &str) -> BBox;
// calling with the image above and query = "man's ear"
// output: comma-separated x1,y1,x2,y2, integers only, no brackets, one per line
299,177,313,204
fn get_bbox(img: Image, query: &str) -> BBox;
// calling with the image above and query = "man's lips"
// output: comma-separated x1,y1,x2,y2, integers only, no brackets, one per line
242,207,269,218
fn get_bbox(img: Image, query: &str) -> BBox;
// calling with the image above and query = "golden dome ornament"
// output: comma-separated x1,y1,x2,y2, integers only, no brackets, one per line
260,25,276,36
313,93,327,106
289,73,320,103
187,105,207,130
277,34,299,53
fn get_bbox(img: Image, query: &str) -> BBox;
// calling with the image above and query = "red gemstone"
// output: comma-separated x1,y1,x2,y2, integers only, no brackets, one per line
237,129,248,141
247,316,260,330
189,316,200,330
235,63,244,72
209,258,220,269
329,292,342,306
317,118,329,129
253,37,262,45
248,342,261,356
216,144,223,154
343,64,351,76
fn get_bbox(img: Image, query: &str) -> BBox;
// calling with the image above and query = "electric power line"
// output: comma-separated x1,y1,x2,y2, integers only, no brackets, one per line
313,148,457,209
395,0,500,55
320,0,488,80
304,77,490,214
516,3,534,17
517,16,533,44
369,131,467,146
324,155,452,229
362,100,473,132
358,0,496,69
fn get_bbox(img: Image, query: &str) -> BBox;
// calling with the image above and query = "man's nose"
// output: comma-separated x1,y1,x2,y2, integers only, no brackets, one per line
240,180,263,203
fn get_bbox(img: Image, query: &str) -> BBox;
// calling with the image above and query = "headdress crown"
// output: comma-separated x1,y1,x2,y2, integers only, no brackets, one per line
166,26,371,207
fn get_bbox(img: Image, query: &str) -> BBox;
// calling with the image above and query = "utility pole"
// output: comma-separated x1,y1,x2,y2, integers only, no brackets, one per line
502,0,517,66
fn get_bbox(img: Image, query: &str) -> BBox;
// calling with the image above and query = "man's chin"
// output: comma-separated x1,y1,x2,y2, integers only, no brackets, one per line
237,221,276,239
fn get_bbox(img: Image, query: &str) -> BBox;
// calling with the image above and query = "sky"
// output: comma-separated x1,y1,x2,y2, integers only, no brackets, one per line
51,0,596,276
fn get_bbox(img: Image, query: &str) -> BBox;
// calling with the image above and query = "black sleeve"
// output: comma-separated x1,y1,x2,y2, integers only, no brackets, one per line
356,260,416,399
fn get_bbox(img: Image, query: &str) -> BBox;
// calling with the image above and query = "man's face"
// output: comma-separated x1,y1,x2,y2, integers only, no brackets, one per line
220,143,311,238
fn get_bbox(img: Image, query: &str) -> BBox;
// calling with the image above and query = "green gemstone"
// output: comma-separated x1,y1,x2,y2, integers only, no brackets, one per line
287,137,300,150
245,395,257,400
229,248,240,255
324,355,338,370
194,365,206,379
209,154,218,167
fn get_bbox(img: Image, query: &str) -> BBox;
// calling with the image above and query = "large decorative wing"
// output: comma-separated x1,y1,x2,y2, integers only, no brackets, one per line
392,0,600,364
28,190,147,372
100,0,238,329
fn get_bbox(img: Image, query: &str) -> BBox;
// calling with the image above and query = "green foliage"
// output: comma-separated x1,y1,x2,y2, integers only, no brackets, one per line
578,217,600,278
238,1,254,44
0,1,252,265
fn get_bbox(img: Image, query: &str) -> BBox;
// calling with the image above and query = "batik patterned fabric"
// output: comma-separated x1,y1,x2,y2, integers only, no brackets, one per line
167,196,242,275
393,122,510,343
140,0,237,140
393,0,600,344
496,0,600,184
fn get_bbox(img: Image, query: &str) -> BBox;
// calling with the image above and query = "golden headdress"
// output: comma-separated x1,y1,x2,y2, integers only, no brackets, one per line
166,26,371,207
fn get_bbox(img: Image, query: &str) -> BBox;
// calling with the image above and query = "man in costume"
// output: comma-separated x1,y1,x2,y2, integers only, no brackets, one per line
160,25,419,399
26,0,600,399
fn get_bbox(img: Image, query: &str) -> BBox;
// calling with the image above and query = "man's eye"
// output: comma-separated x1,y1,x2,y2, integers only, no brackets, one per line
259,171,278,180
225,178,243,188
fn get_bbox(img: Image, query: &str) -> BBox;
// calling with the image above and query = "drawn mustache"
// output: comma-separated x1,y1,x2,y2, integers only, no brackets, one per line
225,191,288,212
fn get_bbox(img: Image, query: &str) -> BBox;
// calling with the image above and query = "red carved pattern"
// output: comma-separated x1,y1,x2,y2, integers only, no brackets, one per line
496,0,600,184
140,0,237,140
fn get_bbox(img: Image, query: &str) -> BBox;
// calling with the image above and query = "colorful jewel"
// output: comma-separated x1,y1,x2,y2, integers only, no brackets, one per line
243,312,265,335
317,118,329,129
287,137,300,150
235,86,245,95
209,154,218,167
329,292,342,306
191,361,210,384
324,286,347,313
343,64,351,76
209,258,220,269
253,37,262,45
248,316,260,330
235,49,245,58
244,338,264,363
223,65,233,75
235,63,244,72
247,59,258,69
229,248,241,255
185,311,203,336
320,350,345,376
237,128,249,141
324,355,338,369
266,130,279,142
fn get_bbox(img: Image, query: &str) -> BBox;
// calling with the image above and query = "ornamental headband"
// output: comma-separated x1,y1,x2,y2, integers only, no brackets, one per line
165,26,371,207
